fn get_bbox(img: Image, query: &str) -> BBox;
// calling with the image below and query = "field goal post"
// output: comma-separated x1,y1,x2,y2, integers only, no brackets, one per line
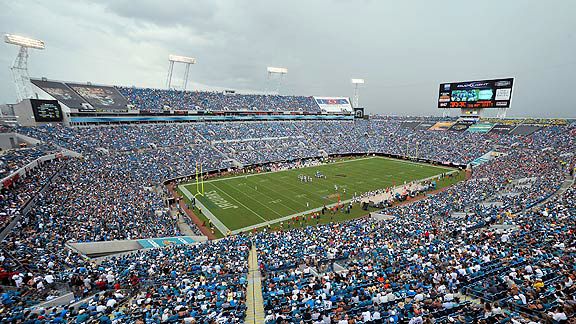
191,162,205,198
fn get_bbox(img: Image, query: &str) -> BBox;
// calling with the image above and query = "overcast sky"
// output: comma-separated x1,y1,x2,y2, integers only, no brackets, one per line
1,0,575,117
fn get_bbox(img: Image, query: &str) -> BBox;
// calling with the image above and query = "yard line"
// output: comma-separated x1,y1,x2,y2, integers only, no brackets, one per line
210,182,277,223
211,185,269,223
235,176,311,211
230,197,355,235
243,177,312,212
202,156,378,184
239,166,341,210
197,157,455,231
269,169,342,200
239,185,299,215
269,161,372,204
230,170,460,234
216,180,292,219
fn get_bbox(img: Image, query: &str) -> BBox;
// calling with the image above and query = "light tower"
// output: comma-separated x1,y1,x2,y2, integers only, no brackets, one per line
351,78,365,108
166,54,196,90
267,67,288,94
4,34,45,102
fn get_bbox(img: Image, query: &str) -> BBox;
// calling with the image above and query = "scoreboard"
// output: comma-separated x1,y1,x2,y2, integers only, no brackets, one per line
30,99,63,122
438,78,514,109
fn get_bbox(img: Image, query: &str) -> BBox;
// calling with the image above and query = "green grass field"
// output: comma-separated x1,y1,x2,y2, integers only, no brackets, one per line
180,157,455,233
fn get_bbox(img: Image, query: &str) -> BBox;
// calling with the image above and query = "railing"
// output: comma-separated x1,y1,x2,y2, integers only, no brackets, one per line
0,162,66,242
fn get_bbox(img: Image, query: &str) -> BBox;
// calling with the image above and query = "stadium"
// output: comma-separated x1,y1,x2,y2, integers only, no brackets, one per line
0,2,575,323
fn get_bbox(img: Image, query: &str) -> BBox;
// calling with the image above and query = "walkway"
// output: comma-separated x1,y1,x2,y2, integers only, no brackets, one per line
245,244,265,323
531,174,574,210
172,208,198,236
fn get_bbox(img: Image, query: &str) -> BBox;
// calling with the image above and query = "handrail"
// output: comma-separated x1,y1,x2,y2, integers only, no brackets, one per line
0,163,66,242
0,246,31,273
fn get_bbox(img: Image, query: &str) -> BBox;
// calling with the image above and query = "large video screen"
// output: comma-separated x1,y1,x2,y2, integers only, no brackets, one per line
31,79,87,109
66,83,128,111
438,78,514,109
30,99,63,122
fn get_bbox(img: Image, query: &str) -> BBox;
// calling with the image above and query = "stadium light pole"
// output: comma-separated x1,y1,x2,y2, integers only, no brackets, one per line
166,54,196,90
351,78,365,108
4,34,45,102
267,67,288,94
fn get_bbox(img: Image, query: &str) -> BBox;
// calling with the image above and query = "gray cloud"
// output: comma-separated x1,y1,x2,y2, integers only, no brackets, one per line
0,0,575,117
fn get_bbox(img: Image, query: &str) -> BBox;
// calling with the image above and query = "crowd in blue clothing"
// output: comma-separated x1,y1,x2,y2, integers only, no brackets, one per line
1,236,250,323
255,154,575,323
0,118,573,323
117,86,319,112
0,158,66,232
19,120,503,165
0,144,58,178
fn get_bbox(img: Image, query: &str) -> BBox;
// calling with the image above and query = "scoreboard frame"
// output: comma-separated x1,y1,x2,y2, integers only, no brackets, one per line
30,99,63,122
438,78,514,109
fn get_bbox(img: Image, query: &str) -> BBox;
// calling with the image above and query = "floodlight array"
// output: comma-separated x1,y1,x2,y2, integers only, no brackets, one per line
4,34,45,50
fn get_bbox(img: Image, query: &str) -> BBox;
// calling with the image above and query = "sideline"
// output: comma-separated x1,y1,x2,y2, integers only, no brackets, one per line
179,185,231,235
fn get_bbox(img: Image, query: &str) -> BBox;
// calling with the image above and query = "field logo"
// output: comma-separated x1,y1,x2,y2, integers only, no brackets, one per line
205,191,238,209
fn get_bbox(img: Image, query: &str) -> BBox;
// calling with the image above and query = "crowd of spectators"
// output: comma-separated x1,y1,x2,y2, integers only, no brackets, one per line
18,120,494,167
0,118,572,322
117,86,319,112
254,148,574,323
0,144,58,178
1,236,250,323
464,185,576,322
0,158,66,235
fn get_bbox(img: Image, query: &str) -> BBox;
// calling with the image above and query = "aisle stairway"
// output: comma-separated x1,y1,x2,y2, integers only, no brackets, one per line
530,173,574,210
245,244,265,323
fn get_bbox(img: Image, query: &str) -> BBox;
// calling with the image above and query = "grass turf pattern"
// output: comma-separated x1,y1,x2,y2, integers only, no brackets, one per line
183,157,452,231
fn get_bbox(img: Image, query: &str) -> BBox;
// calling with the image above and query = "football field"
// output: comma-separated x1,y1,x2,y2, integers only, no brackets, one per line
179,157,454,233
